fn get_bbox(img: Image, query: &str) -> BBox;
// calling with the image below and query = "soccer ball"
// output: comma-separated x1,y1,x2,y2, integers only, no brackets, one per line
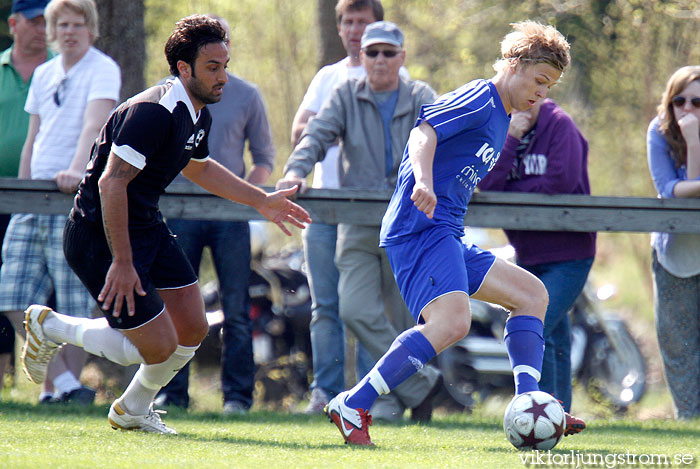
503,391,565,451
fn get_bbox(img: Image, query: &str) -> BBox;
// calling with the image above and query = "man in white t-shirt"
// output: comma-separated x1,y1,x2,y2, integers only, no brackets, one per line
0,0,120,405
291,0,413,420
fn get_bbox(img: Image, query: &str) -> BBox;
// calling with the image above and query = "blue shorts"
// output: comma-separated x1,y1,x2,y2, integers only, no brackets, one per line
385,229,496,323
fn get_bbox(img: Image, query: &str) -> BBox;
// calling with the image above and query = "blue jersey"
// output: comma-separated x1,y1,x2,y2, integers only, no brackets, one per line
380,79,510,246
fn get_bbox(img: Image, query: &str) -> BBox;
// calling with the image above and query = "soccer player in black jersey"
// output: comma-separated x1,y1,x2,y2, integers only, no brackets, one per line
21,15,311,433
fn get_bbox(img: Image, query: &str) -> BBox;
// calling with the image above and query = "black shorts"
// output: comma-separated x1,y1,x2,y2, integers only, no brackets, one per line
63,214,197,330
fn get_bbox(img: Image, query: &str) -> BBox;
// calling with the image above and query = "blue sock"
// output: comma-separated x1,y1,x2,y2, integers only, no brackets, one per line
504,315,544,395
345,328,436,411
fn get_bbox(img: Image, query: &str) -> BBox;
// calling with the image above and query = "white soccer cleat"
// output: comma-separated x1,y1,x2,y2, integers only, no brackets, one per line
22,305,63,384
108,401,177,435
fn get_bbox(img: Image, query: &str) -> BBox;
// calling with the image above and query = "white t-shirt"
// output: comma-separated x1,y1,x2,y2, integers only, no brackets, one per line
25,46,121,179
300,57,365,189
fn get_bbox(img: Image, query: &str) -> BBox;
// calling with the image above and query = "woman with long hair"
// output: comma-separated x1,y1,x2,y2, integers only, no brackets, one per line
647,65,700,419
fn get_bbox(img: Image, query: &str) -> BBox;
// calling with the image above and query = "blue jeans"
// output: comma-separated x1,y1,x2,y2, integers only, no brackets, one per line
521,257,593,412
160,219,254,408
303,222,372,396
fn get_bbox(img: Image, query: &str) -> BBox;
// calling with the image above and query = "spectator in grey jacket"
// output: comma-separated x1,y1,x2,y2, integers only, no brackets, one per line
277,21,442,422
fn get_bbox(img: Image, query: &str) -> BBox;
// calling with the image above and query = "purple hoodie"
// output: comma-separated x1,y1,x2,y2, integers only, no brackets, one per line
478,99,596,266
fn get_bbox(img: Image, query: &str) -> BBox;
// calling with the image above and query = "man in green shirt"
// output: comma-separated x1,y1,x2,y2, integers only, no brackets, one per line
0,0,52,177
0,0,51,398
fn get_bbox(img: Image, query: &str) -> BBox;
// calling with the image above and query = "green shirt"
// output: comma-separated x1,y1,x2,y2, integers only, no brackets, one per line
0,46,54,177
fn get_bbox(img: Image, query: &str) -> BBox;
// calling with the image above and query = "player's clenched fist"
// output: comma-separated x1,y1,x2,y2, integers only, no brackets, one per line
411,182,436,219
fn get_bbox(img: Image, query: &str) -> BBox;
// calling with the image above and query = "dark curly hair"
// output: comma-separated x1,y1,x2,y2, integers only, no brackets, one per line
164,15,227,77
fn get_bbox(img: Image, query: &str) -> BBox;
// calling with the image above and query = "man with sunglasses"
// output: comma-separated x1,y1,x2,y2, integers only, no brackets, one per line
288,0,411,421
278,21,442,422
0,0,119,405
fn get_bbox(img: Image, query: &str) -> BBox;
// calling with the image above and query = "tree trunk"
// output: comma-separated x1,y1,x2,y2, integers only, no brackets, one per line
316,0,345,68
95,0,145,102
0,0,12,51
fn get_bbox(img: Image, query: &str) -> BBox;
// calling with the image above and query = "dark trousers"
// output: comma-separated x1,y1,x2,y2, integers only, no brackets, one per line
159,219,254,408
0,214,15,355
521,257,594,412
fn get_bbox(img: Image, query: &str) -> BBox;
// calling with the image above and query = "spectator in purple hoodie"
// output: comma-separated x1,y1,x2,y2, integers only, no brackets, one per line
479,97,595,412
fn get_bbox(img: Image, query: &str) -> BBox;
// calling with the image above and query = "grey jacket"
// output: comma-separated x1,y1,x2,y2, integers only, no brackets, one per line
284,76,437,190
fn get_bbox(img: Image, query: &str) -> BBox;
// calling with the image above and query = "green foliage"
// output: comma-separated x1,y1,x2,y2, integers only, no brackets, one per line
140,0,700,325
144,0,318,182
0,0,14,51
142,0,700,194
382,0,700,197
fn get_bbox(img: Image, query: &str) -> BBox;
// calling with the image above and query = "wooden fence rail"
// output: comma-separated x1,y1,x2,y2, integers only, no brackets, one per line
2,178,700,233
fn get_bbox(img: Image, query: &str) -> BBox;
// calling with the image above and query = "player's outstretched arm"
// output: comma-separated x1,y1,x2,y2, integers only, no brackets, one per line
182,158,312,235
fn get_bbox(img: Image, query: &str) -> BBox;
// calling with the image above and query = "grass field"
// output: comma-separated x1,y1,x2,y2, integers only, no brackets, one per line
1,399,698,469
1,331,698,468
1,229,695,468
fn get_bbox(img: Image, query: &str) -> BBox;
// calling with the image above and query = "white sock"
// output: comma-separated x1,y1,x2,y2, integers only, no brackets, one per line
38,391,54,401
119,344,199,415
42,311,90,345
53,371,81,396
81,318,144,366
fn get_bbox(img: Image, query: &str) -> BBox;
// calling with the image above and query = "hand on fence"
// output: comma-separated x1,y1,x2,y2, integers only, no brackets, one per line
55,169,84,194
275,174,307,194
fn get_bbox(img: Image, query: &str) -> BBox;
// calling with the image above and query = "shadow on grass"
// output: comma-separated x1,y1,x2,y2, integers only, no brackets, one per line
3,400,698,441
0,400,110,417
589,420,700,438
177,432,378,451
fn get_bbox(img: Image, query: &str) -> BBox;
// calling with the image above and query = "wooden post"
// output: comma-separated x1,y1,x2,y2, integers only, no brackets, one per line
95,0,146,101
316,0,345,68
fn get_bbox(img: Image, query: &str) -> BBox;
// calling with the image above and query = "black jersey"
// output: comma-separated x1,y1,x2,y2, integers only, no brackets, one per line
73,78,211,229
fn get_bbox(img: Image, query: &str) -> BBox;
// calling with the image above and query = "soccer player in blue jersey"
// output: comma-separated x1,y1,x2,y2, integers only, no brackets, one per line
325,20,584,446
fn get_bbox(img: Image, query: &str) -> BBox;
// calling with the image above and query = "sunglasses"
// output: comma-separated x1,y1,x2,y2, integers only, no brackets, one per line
363,49,400,58
53,77,68,107
671,95,700,109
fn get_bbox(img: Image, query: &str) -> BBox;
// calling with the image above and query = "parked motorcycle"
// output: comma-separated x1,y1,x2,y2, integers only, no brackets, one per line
436,246,647,412
199,225,646,413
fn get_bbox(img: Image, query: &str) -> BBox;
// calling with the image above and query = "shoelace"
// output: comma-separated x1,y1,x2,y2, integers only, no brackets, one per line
360,410,373,427
142,406,173,431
